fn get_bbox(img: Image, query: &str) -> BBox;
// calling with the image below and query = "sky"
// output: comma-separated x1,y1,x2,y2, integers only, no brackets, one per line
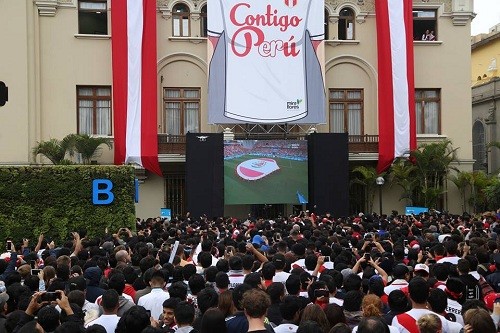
471,0,500,35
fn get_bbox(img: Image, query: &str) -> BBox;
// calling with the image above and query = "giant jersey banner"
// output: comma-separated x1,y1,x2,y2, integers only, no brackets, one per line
208,0,326,124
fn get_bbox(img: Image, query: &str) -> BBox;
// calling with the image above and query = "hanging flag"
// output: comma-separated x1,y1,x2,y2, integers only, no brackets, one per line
375,0,416,173
111,0,162,176
296,191,308,204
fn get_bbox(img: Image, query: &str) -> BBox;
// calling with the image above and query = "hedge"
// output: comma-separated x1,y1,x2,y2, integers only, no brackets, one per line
0,165,136,246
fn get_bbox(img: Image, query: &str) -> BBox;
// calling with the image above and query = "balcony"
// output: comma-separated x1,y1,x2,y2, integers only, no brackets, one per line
158,134,379,155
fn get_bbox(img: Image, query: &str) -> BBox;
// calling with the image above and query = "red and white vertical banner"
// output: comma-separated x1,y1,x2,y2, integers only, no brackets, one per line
111,0,162,176
375,0,416,174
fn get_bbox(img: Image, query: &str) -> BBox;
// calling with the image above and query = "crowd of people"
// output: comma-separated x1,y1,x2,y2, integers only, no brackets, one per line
1,209,500,333
224,141,307,161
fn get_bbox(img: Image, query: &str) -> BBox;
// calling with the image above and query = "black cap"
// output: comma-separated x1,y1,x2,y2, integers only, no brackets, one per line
393,264,410,278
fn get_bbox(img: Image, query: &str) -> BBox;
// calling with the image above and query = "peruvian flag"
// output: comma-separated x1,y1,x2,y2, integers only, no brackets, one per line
375,0,416,173
111,0,162,176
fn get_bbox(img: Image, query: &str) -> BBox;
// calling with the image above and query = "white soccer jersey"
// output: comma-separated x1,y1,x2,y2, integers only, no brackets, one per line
208,0,324,123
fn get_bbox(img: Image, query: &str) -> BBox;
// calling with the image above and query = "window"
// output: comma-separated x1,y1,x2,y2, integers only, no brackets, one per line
200,5,207,37
172,3,190,37
413,9,437,41
324,8,330,40
78,0,107,35
329,89,363,135
415,89,440,134
77,86,112,136
164,88,200,135
338,7,355,40
472,121,487,171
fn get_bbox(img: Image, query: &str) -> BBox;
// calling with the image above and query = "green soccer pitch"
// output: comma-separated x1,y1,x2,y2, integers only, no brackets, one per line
224,155,308,205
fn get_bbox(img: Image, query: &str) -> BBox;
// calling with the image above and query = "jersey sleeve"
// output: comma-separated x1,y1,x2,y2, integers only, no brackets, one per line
306,0,325,40
208,0,223,37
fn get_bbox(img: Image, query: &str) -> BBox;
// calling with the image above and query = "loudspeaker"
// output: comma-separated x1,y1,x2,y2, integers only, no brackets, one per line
186,133,224,218
307,133,349,217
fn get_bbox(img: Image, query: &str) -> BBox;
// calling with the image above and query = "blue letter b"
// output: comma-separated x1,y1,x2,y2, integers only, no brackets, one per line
92,179,114,205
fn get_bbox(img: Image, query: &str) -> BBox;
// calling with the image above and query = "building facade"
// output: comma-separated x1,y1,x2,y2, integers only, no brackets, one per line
0,0,475,218
471,26,500,174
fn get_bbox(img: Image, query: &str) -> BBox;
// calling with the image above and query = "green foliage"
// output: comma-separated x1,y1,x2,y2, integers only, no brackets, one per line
351,166,384,213
33,134,112,165
72,134,113,164
0,166,136,245
390,158,417,206
387,140,457,209
449,170,500,213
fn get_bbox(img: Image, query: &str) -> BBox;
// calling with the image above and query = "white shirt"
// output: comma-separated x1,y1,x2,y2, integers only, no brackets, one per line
445,298,464,325
392,308,462,333
437,256,461,265
329,296,344,306
274,323,298,333
384,279,408,295
208,0,325,123
273,271,291,284
137,288,170,320
85,314,120,333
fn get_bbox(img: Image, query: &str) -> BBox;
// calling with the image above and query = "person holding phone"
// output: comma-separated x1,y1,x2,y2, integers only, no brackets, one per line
0,240,17,282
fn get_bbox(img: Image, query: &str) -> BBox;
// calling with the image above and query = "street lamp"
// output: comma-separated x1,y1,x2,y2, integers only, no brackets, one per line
376,176,385,216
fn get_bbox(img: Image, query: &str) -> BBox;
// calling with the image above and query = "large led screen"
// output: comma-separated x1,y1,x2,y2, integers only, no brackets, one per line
224,140,308,205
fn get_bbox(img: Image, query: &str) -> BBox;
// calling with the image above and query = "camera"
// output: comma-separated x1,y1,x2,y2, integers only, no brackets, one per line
31,269,41,275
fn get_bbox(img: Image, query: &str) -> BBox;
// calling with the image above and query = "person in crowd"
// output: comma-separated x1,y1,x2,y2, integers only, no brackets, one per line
200,308,227,333
241,288,272,333
137,270,170,320
174,301,196,333
416,313,442,333
392,277,462,333
85,289,120,333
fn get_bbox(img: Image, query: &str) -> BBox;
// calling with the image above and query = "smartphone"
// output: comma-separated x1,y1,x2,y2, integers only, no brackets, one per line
404,240,408,246
30,260,36,269
364,253,371,260
324,256,330,262
6,241,12,251
31,269,41,275
41,292,60,302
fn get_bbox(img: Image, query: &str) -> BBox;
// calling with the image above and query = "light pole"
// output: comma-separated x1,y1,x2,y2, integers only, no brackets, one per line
376,176,385,216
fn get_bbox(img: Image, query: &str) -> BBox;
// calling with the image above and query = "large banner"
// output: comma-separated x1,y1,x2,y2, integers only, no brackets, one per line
375,0,416,173
208,0,325,124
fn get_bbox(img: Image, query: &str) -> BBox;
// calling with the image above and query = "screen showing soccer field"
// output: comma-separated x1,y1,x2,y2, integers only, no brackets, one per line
224,140,308,205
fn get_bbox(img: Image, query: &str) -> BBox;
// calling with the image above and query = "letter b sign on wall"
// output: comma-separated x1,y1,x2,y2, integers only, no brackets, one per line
92,179,114,205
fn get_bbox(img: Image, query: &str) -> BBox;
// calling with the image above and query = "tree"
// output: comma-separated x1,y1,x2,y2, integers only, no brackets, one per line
72,134,113,164
389,158,417,206
32,136,76,165
32,134,112,165
410,140,457,208
449,170,472,213
351,166,384,214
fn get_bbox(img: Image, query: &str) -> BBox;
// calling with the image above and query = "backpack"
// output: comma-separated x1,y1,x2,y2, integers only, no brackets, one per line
461,274,481,300
465,283,481,300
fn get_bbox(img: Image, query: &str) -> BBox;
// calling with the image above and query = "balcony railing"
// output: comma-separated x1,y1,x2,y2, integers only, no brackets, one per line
158,134,379,155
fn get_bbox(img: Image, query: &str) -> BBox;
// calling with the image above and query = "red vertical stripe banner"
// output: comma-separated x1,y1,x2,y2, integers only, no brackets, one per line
111,0,162,176
375,0,416,174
